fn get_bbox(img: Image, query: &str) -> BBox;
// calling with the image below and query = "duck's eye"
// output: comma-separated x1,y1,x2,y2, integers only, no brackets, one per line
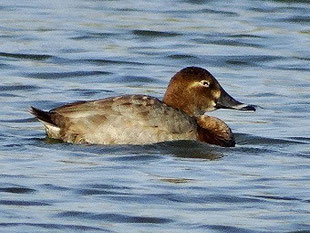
200,80,210,87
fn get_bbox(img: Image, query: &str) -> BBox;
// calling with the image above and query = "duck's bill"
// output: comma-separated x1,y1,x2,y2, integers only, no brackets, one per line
216,89,256,112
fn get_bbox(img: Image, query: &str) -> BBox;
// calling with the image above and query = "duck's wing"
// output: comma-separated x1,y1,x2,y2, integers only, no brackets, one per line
37,95,197,144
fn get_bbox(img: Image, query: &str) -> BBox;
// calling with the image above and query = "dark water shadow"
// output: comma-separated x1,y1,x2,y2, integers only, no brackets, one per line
0,84,39,92
0,199,51,206
0,52,52,60
232,133,310,159
147,140,225,160
132,29,181,38
0,222,110,232
29,129,309,160
38,138,224,160
0,187,36,194
196,224,259,233
267,0,310,4
25,71,111,79
56,211,173,224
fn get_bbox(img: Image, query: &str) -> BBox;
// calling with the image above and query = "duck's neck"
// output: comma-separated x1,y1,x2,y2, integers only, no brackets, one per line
196,115,235,147
163,87,202,117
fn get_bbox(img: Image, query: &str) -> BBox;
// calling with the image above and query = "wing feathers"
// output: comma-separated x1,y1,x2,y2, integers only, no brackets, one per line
31,95,197,144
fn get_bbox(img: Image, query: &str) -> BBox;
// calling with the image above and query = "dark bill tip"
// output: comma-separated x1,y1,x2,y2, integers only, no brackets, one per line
215,103,256,112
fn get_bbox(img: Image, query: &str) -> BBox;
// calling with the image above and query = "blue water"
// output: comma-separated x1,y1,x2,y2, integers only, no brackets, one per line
0,0,309,232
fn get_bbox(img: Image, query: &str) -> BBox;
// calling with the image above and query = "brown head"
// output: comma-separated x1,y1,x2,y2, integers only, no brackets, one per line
163,67,255,117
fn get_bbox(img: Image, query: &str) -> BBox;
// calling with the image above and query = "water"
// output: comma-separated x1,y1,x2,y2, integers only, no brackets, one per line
0,0,309,232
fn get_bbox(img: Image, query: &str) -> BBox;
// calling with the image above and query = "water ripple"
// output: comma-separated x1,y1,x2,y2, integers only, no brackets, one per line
25,71,111,79
0,85,38,92
1,0,309,232
236,133,307,146
0,52,52,60
77,188,129,196
198,225,258,233
84,58,147,66
249,194,302,202
283,16,310,24
0,187,36,194
56,211,173,224
0,223,110,232
132,30,181,37
0,200,50,206
71,32,120,40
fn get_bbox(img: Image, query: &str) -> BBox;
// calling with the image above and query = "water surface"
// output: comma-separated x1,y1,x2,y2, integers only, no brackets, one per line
0,0,310,232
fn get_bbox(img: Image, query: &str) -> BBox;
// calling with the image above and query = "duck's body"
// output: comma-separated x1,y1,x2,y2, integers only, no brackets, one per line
31,95,198,145
30,67,255,147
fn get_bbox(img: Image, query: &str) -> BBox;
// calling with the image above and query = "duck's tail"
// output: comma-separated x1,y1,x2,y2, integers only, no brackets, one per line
29,106,55,126
30,106,62,139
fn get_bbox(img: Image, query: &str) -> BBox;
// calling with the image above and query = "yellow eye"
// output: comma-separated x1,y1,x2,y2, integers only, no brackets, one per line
200,80,210,87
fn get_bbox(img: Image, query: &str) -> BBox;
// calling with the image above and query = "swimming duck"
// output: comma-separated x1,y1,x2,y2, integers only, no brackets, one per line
30,67,255,147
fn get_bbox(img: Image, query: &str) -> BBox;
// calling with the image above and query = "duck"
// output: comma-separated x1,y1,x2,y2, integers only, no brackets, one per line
30,67,255,147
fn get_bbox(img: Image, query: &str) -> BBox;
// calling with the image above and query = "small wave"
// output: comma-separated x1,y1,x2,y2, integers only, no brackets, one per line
84,58,146,66
110,75,159,83
209,39,263,48
71,32,119,40
0,200,50,206
0,223,108,232
76,188,129,196
0,117,35,123
197,224,257,233
0,84,38,92
56,211,173,224
235,133,307,146
282,16,310,24
39,184,70,191
0,52,52,60
287,137,310,143
168,54,199,60
248,194,301,202
0,187,36,194
199,8,238,16
228,34,266,39
26,71,110,79
132,30,180,37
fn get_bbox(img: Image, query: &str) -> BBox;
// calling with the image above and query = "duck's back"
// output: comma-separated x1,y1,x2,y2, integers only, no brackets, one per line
31,95,197,145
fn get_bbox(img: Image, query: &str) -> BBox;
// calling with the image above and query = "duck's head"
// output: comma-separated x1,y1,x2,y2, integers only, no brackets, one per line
163,67,256,117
